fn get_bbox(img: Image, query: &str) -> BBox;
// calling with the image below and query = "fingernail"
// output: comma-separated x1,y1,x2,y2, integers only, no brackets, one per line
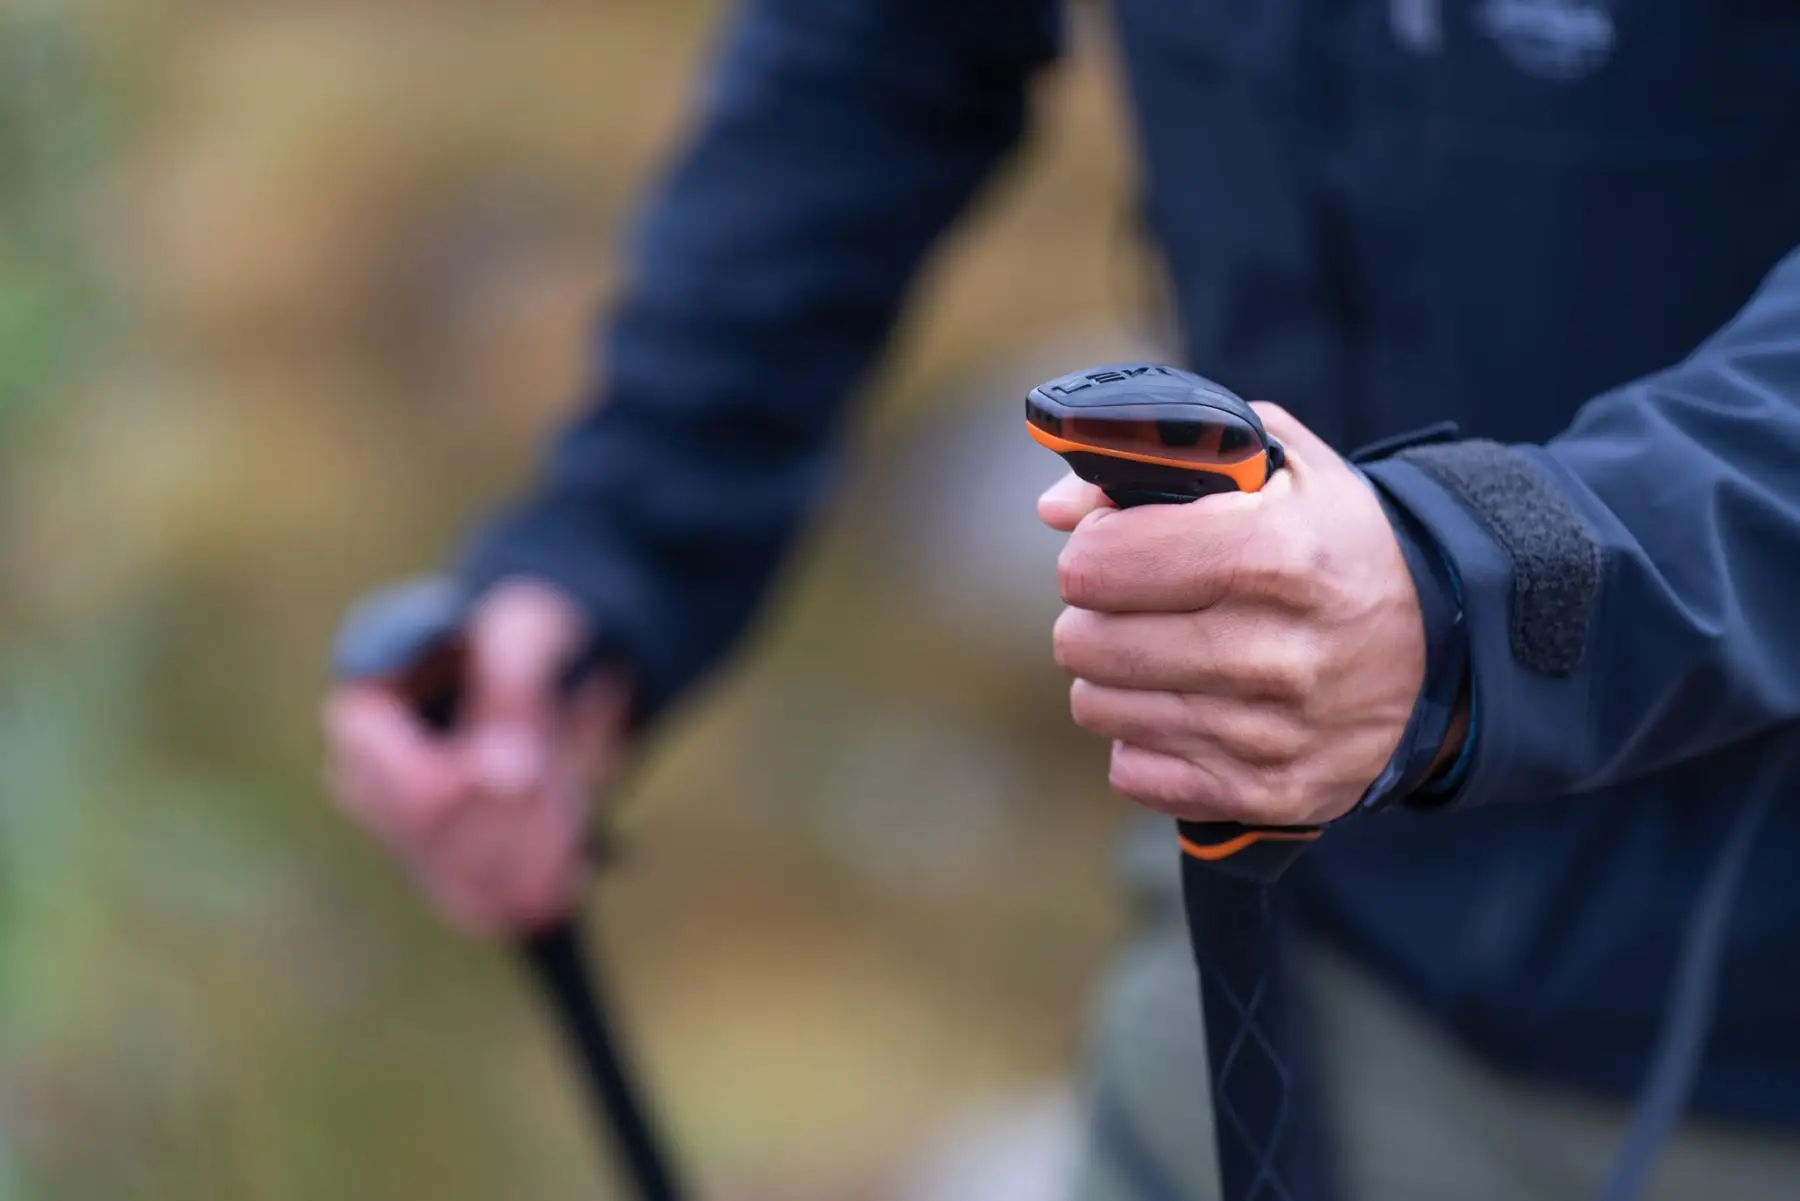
476,725,543,797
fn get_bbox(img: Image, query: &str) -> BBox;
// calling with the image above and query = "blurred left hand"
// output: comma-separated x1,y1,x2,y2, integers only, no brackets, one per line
1038,403,1424,828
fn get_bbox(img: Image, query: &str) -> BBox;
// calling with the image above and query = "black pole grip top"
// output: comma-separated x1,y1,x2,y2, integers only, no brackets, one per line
1026,364,1323,869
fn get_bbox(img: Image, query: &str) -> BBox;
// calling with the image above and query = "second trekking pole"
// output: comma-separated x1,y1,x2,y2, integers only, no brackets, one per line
332,578,686,1201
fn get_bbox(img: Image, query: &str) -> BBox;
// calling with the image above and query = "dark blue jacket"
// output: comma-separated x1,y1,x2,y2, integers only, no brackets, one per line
462,0,1800,1123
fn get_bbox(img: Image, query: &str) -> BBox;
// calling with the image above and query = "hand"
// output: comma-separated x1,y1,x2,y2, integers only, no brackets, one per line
1039,404,1432,827
322,580,632,936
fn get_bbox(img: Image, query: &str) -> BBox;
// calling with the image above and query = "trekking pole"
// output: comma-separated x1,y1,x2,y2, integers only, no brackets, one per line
1028,364,1320,1201
331,578,685,1201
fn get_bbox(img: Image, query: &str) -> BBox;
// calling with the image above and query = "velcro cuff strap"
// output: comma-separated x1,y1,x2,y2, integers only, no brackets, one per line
1394,440,1602,678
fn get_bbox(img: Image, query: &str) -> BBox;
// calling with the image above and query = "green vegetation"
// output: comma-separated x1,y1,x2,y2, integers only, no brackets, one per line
0,7,106,436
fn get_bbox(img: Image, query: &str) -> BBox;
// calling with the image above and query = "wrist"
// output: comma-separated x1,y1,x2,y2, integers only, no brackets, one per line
1427,677,1471,780
1351,466,1471,810
1418,668,1475,799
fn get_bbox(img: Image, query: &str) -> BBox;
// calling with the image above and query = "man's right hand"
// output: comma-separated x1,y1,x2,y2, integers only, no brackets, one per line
322,580,633,937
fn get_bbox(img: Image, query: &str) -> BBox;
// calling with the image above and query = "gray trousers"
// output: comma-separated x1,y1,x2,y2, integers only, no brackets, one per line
1069,915,1800,1201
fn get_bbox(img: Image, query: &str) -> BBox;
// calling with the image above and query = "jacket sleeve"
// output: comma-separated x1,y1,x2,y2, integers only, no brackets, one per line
1362,244,1800,808
456,0,1061,722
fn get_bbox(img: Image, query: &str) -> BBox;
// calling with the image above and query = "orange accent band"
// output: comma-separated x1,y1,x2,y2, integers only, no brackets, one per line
1178,827,1323,862
1027,421,1271,493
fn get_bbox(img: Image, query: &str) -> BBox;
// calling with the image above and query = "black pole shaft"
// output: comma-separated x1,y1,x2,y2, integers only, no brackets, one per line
518,920,685,1201
1179,832,1320,1201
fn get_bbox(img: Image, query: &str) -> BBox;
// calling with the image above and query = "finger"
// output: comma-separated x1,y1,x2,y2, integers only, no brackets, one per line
1056,493,1262,612
1053,607,1318,701
506,768,588,928
1038,472,1112,532
461,581,588,804
402,803,535,934
1107,741,1246,823
410,765,585,932
326,752,408,836
323,685,463,836
1069,681,1195,755
1069,679,1307,767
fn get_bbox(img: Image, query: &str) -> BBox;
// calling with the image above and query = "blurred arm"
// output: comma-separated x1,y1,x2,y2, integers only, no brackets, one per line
459,0,1061,723
1363,244,1800,806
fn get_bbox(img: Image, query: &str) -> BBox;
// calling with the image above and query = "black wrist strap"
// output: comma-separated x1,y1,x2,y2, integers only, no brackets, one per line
1355,475,1470,810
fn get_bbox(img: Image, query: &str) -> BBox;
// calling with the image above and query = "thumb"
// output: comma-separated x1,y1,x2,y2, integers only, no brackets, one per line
462,579,588,803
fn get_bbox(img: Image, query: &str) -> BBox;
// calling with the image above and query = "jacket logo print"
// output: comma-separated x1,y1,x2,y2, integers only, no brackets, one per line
1474,0,1616,81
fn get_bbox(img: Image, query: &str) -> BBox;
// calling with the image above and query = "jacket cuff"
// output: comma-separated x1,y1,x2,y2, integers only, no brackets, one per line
1351,466,1472,809
1359,447,1605,810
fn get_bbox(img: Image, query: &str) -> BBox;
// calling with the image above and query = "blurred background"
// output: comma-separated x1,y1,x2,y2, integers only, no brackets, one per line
0,2,1177,1198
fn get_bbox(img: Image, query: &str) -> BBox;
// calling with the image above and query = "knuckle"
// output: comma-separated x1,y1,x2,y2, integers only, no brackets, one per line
1230,712,1308,766
1256,537,1308,586
1244,530,1329,607
1244,769,1311,827
1241,644,1319,704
